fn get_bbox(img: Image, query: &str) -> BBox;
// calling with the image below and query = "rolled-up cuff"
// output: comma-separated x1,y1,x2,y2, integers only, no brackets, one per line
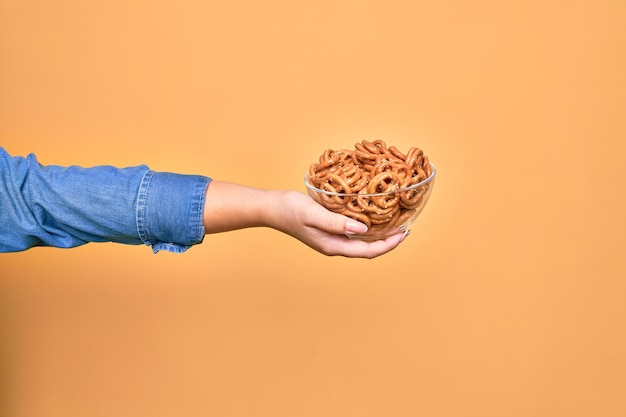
136,170,211,253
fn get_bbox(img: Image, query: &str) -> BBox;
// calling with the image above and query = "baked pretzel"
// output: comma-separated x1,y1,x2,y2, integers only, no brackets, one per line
307,140,433,235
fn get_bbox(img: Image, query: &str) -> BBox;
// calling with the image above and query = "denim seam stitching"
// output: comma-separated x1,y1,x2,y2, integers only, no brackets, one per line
193,177,210,243
136,169,155,246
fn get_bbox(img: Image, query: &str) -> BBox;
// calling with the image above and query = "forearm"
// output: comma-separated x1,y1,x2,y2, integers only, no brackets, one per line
202,180,282,234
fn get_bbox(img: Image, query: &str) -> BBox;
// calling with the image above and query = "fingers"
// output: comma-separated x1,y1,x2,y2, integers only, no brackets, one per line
317,230,408,259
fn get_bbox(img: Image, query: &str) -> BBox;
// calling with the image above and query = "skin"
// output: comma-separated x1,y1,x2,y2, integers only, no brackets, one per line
203,180,408,259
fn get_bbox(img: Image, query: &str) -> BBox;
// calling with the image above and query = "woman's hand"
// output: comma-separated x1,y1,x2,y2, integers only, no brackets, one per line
203,181,407,258
267,190,407,258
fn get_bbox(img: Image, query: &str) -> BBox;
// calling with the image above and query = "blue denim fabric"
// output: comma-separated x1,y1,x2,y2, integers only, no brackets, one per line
0,148,211,253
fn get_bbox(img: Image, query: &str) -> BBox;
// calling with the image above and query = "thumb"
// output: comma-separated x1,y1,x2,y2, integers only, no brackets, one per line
313,207,368,235
345,218,369,235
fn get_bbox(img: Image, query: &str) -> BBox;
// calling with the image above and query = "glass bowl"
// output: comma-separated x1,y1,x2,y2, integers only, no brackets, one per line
304,163,436,241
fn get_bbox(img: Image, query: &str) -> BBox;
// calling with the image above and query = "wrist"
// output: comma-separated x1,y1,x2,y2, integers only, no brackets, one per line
260,189,290,230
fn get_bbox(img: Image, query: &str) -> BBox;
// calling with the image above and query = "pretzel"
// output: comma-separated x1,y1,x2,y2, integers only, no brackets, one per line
307,140,433,236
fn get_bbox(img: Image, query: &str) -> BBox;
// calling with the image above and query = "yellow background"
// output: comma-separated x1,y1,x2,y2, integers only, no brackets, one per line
1,0,625,416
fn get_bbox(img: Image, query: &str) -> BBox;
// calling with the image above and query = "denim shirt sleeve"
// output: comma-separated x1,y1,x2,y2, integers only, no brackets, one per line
0,148,211,253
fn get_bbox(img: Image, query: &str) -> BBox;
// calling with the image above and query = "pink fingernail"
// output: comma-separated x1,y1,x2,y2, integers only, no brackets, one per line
400,229,411,242
346,220,368,234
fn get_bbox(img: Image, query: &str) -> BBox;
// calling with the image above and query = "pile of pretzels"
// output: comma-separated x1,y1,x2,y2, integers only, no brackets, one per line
306,140,433,234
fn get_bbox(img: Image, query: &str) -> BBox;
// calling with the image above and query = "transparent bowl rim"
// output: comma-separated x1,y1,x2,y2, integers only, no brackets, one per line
304,162,436,197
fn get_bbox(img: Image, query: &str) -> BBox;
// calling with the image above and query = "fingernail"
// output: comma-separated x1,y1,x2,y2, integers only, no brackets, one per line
400,229,411,242
346,220,368,234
